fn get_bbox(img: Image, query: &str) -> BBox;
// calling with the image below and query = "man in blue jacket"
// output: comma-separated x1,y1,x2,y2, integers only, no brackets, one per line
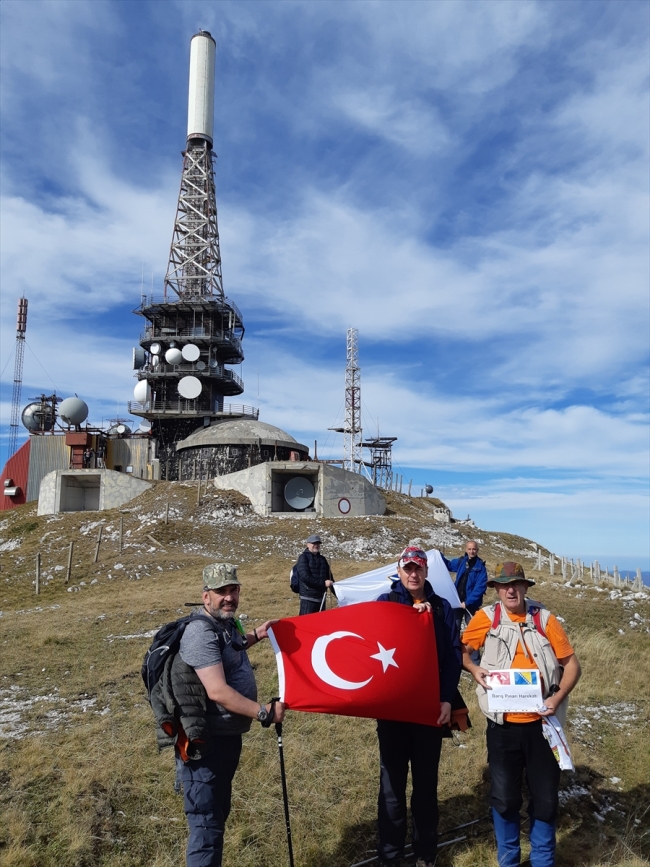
375,546,462,867
443,540,488,633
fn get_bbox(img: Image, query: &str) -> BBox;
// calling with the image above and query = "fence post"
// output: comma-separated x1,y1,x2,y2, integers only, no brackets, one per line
549,554,554,576
536,549,542,571
119,516,124,553
36,553,41,595
613,565,619,586
93,525,103,564
165,500,170,525
408,480,412,497
66,541,74,584
635,568,643,590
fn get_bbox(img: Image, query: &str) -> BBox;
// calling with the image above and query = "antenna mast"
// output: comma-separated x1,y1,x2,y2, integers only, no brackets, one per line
343,328,362,473
8,297,28,457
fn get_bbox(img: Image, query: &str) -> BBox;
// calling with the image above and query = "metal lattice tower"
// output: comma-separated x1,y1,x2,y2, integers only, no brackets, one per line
343,328,362,473
8,297,28,457
362,436,397,489
164,140,223,300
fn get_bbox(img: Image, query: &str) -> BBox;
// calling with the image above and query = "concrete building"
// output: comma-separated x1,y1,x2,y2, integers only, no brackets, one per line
37,469,151,516
172,418,309,480
212,460,386,518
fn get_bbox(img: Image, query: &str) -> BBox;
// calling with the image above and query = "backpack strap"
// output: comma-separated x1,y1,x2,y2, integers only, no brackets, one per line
528,605,548,640
388,591,400,603
491,603,502,629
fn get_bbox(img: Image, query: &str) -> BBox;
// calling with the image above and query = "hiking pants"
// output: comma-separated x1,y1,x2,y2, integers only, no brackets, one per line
377,719,443,864
179,736,242,867
487,720,560,867
299,596,324,615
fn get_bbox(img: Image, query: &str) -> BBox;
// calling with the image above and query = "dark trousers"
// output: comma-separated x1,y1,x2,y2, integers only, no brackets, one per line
487,720,560,821
377,720,444,863
179,736,242,867
299,596,323,615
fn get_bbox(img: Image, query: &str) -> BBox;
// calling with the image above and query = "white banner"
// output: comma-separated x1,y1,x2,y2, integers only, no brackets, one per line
485,669,544,713
333,549,462,609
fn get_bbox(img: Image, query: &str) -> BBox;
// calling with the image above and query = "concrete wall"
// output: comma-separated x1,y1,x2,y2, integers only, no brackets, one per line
37,469,152,515
212,461,385,518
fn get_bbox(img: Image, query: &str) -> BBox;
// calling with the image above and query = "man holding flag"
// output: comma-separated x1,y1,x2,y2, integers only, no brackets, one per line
269,545,461,867
374,546,462,867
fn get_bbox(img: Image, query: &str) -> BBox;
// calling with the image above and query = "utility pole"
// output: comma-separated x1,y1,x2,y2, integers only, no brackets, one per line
8,297,28,457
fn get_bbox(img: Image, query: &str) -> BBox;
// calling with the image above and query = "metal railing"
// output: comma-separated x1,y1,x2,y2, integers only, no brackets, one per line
135,295,244,324
128,401,259,419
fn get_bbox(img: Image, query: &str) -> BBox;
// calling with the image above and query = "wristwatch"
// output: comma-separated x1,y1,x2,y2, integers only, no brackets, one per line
256,704,269,724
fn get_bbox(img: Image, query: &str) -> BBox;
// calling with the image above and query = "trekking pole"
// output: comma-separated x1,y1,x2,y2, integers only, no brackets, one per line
275,722,295,867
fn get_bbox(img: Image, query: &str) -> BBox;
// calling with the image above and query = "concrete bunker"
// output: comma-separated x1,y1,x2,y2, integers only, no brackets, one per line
37,469,152,515
60,473,101,512
213,461,385,518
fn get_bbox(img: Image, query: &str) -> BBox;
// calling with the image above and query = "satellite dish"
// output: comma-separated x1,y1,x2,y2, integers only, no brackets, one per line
138,420,152,433
151,355,160,368
116,424,127,435
59,397,89,426
133,346,146,370
178,376,202,399
209,359,218,369
196,360,206,371
21,401,56,432
107,422,132,436
149,342,161,355
165,347,182,365
133,380,151,404
182,343,200,362
284,476,315,510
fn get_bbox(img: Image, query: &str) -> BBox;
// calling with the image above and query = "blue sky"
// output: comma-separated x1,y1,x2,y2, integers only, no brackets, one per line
1,0,648,568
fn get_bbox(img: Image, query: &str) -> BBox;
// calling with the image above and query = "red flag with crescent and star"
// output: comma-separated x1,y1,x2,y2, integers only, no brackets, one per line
268,601,441,725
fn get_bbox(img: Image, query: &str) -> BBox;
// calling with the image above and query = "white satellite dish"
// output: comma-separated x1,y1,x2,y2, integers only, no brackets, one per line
284,477,315,510
150,342,161,355
196,360,206,371
178,376,202,399
133,380,151,404
138,420,152,433
182,343,200,362
165,347,182,365
116,424,127,435
59,397,89,426
151,355,160,368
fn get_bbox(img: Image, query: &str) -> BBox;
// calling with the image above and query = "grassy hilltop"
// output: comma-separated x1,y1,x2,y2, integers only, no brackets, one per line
1,483,648,867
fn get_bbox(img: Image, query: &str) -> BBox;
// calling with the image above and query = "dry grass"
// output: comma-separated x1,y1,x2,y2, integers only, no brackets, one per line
1,486,649,865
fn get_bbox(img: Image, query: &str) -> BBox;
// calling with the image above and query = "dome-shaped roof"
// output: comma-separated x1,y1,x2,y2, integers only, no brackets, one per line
176,418,309,453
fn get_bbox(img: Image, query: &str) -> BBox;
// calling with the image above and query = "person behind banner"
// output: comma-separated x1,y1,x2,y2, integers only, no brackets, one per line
462,562,581,867
442,540,488,641
374,546,462,867
295,533,334,615
175,563,286,867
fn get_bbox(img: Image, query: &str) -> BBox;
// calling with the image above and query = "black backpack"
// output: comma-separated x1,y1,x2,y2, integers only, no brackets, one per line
289,565,300,594
141,613,224,699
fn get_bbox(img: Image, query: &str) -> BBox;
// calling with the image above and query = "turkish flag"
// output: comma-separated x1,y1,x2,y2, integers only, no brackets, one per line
268,601,441,726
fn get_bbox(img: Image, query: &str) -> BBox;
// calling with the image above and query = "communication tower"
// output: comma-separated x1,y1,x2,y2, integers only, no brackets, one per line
129,32,253,477
362,435,397,489
330,328,365,474
8,297,28,457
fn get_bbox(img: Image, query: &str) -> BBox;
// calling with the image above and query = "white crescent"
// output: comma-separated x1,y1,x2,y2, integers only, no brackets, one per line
311,631,373,690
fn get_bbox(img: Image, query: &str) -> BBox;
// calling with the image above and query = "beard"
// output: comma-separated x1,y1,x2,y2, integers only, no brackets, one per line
210,607,236,621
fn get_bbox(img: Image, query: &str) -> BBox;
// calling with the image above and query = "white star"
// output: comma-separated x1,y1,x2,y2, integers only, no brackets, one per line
370,642,399,673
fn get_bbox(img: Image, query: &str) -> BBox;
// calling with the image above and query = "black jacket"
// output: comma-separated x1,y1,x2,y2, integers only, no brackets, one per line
296,549,333,599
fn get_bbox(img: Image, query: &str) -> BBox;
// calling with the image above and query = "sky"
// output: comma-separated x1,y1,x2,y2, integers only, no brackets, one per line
1,0,648,569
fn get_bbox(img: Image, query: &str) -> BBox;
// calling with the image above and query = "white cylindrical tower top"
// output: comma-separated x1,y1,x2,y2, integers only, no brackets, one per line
187,30,216,145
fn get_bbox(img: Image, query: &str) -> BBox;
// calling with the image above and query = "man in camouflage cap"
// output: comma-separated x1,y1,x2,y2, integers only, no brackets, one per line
461,562,581,867
176,563,285,867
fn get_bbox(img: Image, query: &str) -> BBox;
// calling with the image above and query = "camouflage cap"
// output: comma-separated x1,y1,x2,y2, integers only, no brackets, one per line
488,561,535,587
202,563,241,591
